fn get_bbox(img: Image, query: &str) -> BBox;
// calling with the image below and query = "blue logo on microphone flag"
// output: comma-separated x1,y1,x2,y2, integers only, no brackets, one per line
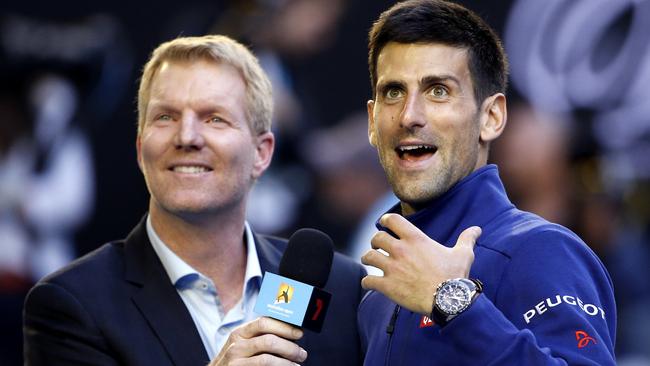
254,272,314,326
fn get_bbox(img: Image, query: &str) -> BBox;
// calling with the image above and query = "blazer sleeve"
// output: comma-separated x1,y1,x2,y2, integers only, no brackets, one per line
23,281,119,366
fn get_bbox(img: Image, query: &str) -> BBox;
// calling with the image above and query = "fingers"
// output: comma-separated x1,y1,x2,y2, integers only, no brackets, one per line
361,248,390,271
231,354,303,366
454,226,482,252
236,317,303,341
370,230,395,251
361,224,482,316
361,275,384,292
379,213,432,243
214,318,307,366
226,334,307,363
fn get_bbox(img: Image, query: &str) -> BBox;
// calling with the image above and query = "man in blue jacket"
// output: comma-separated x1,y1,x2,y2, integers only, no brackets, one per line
23,35,365,366
359,0,617,364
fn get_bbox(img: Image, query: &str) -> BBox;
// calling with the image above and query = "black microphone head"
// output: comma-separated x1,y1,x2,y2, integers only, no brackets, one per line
279,228,334,288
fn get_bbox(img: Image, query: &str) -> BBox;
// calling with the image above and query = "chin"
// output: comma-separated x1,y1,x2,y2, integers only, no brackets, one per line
395,189,436,208
154,195,211,214
160,204,205,216
395,179,451,205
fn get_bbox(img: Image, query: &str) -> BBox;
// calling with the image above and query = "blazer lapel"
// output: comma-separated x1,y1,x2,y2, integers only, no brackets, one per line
253,233,282,276
124,217,209,366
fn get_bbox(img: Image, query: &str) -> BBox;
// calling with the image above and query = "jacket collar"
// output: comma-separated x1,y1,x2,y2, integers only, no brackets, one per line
378,164,514,246
252,232,282,276
122,217,292,364
123,217,287,364
123,216,210,365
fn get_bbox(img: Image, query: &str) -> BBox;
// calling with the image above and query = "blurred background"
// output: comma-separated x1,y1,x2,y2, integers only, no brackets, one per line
1,0,649,364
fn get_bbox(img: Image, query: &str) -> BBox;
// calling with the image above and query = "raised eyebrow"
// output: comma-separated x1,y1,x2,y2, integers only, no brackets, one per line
377,80,406,94
420,75,461,89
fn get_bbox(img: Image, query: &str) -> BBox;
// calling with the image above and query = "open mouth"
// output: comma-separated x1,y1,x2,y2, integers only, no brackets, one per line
396,145,437,162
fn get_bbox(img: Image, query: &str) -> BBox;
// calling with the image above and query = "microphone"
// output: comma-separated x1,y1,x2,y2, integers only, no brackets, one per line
254,228,334,332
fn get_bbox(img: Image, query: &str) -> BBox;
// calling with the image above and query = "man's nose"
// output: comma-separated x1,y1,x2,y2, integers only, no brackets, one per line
400,94,427,130
175,113,205,150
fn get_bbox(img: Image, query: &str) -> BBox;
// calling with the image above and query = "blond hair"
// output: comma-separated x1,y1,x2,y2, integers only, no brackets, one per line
137,35,273,135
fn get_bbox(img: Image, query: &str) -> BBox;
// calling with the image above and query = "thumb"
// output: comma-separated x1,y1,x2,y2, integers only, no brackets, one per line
455,226,482,251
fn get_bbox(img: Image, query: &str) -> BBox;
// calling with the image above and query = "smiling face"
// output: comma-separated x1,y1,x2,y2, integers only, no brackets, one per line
369,42,493,215
137,59,273,221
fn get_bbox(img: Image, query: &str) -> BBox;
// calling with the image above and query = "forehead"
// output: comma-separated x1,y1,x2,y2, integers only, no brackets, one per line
150,59,245,96
147,59,249,118
376,42,472,87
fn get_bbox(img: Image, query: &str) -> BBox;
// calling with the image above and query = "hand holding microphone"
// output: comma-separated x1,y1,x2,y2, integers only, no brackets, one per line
210,228,334,365
209,317,307,366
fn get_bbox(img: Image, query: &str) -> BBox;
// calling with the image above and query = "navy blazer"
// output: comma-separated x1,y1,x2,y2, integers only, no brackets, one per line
23,217,366,365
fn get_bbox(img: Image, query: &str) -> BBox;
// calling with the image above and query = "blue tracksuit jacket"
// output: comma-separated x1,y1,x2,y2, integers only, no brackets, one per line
359,165,616,365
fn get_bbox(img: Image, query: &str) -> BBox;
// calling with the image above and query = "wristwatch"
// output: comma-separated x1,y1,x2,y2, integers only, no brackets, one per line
431,278,483,327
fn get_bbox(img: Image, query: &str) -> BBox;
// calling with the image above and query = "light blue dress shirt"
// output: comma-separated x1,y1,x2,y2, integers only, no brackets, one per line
146,215,263,360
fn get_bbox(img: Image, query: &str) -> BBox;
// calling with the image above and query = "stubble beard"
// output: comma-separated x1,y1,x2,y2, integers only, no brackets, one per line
379,139,480,215
146,171,251,224
384,159,454,213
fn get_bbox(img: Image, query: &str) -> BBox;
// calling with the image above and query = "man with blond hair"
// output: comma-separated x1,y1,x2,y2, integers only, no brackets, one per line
24,35,365,366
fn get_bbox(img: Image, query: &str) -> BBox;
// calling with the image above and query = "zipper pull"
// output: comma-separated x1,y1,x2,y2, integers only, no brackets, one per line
386,305,401,334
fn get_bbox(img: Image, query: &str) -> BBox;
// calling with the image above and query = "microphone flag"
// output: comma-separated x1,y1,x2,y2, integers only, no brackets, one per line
254,272,331,332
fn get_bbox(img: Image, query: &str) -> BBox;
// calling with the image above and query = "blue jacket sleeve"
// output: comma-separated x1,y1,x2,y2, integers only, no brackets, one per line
441,229,616,365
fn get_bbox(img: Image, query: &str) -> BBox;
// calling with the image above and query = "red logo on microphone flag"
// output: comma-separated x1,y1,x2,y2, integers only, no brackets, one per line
311,298,324,321
302,288,331,332
419,315,435,328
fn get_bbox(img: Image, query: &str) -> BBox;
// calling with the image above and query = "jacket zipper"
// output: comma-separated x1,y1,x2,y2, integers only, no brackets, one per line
384,305,401,366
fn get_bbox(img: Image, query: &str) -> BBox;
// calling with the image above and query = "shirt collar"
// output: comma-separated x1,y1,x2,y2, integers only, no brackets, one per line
146,215,263,289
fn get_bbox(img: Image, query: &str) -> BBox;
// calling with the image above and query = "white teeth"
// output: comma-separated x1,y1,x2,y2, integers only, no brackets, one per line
173,166,209,174
399,145,431,152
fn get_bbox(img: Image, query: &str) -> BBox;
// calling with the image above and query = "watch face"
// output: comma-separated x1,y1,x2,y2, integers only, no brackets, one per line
436,280,472,315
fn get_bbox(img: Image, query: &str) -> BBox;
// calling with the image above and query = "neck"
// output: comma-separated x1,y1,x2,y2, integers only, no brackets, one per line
400,160,490,217
149,202,248,311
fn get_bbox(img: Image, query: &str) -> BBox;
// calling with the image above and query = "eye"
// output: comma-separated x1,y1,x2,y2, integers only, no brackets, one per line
385,88,404,100
155,114,172,121
208,116,224,124
429,85,449,98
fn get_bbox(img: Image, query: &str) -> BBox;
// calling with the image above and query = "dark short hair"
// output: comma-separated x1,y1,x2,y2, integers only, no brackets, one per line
368,0,508,104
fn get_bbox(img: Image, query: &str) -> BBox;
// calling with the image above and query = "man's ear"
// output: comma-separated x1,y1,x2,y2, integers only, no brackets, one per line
252,131,275,179
367,99,377,147
479,93,507,143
